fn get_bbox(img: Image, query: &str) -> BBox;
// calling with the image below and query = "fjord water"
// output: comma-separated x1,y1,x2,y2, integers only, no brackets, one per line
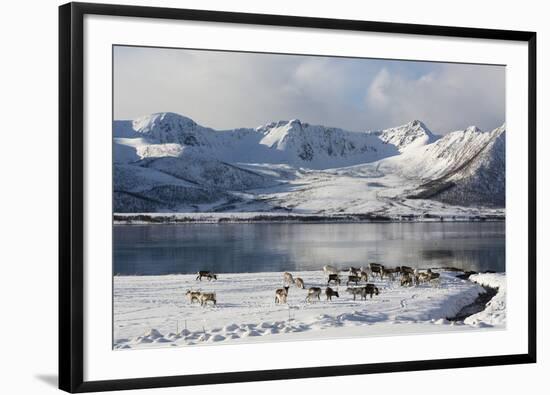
113,222,505,275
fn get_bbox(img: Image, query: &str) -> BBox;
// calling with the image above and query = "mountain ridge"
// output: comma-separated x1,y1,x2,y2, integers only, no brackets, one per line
113,112,505,214
115,112,441,168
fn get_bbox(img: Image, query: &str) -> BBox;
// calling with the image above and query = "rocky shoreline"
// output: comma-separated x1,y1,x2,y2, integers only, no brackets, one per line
113,212,505,225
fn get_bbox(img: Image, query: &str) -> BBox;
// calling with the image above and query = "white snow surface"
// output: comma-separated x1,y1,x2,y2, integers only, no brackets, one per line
113,270,503,350
465,273,506,327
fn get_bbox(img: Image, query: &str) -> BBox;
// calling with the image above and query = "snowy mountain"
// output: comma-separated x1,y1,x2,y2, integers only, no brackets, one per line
255,119,399,167
114,112,400,168
113,112,506,216
407,125,505,206
370,120,438,152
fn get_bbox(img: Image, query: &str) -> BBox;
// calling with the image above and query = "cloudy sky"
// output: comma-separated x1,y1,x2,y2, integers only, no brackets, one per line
114,45,505,134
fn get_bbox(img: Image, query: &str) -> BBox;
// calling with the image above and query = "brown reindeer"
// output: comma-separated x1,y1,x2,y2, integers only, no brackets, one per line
359,271,369,282
381,268,397,281
348,266,361,275
295,277,305,289
401,273,414,287
327,273,341,286
346,287,367,301
325,287,339,301
199,292,216,306
369,263,384,278
364,283,380,298
196,271,218,281
275,286,290,304
426,269,440,285
346,275,361,286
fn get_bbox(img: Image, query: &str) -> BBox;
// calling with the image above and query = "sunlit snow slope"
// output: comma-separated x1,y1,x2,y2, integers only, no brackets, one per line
113,112,505,217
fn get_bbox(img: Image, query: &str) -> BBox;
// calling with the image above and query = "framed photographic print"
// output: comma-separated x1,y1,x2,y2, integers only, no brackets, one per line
59,2,537,392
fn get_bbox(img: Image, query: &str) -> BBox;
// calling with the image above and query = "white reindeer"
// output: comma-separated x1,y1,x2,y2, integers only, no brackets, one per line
185,290,201,304
306,287,322,303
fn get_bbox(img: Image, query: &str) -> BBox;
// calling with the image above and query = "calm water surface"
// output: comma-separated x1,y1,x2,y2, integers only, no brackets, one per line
113,222,505,275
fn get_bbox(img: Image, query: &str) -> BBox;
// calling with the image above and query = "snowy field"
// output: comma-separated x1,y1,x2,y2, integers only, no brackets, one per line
113,271,505,350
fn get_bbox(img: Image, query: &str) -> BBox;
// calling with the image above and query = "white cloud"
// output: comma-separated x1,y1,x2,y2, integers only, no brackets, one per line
365,64,505,133
114,47,504,134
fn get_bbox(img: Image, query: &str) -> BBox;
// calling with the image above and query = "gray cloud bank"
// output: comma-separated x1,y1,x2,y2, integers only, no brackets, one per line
114,46,504,134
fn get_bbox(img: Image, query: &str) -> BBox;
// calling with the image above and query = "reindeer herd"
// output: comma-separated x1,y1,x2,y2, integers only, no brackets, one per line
277,263,441,305
185,264,441,307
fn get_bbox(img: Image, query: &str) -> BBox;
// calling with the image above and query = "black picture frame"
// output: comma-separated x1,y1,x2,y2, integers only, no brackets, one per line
59,2,537,393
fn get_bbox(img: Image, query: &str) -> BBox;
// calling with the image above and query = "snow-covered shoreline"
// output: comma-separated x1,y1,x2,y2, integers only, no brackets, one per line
465,273,506,327
113,212,505,225
114,270,505,350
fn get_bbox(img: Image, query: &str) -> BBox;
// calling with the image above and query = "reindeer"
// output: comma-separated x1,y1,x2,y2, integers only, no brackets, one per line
325,287,339,301
306,287,322,302
426,269,440,285
414,270,430,285
295,277,305,289
359,271,369,282
364,283,380,298
327,273,341,286
348,266,361,276
369,263,384,278
401,272,414,287
346,287,367,301
323,265,340,277
415,269,439,286
199,292,216,306
283,272,295,285
275,286,290,304
380,268,396,281
196,271,218,281
346,275,361,286
400,266,414,276
185,290,201,304
394,266,402,277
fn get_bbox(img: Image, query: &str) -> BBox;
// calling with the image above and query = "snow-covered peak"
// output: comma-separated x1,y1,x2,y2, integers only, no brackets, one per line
406,124,506,207
131,112,212,146
463,125,482,134
373,120,437,152
258,119,305,149
379,124,505,181
256,118,400,165
133,112,198,133
405,119,432,132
